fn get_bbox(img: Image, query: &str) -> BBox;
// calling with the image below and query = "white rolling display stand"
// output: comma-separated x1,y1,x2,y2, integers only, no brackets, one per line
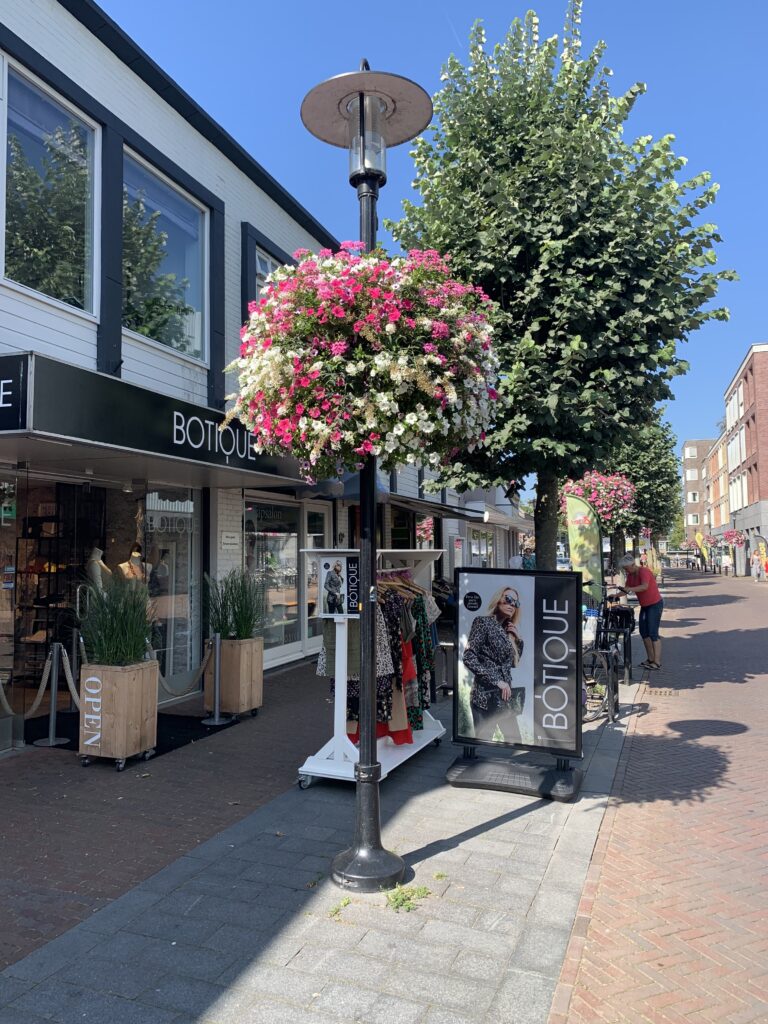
298,548,446,787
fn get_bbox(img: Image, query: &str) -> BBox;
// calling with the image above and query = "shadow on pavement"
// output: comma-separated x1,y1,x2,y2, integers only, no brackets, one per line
616,731,730,805
666,719,748,739
674,594,746,607
662,630,766,689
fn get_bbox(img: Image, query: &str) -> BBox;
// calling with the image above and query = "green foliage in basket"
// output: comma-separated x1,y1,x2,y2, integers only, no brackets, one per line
80,576,152,666
205,569,265,640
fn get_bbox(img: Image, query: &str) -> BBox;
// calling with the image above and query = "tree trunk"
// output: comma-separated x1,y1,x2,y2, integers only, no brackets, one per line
534,468,559,571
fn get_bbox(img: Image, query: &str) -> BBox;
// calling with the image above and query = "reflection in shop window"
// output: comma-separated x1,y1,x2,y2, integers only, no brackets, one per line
4,67,96,311
145,489,202,699
244,502,299,651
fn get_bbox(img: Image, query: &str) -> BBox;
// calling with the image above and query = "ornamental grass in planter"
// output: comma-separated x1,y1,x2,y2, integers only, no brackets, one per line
204,569,265,715
78,576,158,769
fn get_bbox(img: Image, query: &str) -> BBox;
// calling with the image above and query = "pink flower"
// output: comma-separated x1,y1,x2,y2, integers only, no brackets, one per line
423,343,438,354
331,341,348,356
292,248,310,260
308,408,321,419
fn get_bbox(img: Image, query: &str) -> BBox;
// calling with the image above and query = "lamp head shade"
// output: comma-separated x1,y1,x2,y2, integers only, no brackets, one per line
300,68,433,149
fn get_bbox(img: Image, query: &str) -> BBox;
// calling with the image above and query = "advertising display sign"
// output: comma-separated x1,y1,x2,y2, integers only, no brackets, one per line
565,494,603,602
455,568,582,758
316,551,361,618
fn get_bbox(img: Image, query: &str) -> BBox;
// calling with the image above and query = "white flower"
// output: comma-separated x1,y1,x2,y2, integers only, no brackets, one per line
385,323,396,335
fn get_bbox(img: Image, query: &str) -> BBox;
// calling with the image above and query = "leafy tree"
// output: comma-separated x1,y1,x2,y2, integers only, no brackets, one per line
5,120,192,348
667,505,685,549
122,191,194,352
388,1,735,568
604,413,681,543
5,128,90,308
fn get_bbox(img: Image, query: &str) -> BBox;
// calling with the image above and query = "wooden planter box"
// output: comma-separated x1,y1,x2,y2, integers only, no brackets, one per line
204,637,264,715
79,661,159,767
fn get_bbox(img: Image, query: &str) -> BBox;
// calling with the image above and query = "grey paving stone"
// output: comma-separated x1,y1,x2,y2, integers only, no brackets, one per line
202,923,272,955
199,995,355,1024
452,950,509,982
358,929,458,972
415,898,481,927
0,978,31,1008
217,962,324,1003
379,965,493,1015
287,946,390,983
420,919,520,958
2,926,102,982
527,887,581,928
368,992,429,1024
442,883,533,915
337,903,426,937
469,909,526,943
312,981,379,1018
10,980,180,1024
78,890,165,934
49,957,167,999
136,973,227,1015
124,910,222,944
136,855,209,893
509,924,572,978
423,1009,477,1024
94,931,241,981
0,1009,48,1024
484,968,557,1024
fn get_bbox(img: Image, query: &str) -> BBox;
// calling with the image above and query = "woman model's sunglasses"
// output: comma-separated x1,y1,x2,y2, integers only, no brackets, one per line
503,594,520,608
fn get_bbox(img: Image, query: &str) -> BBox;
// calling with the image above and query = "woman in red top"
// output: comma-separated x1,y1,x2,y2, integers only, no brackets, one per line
618,553,664,671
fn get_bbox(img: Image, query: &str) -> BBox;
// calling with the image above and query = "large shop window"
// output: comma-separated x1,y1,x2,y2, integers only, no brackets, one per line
3,65,96,311
144,489,203,700
244,502,299,652
469,528,494,569
122,152,206,360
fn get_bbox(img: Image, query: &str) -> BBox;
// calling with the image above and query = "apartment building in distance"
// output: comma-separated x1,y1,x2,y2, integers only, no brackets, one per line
681,439,714,542
722,344,768,572
704,433,729,536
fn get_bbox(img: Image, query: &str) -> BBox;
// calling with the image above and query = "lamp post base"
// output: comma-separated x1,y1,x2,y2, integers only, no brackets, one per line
331,760,405,892
331,844,406,892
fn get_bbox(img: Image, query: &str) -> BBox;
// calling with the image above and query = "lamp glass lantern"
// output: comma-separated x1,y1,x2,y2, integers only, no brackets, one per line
301,63,432,893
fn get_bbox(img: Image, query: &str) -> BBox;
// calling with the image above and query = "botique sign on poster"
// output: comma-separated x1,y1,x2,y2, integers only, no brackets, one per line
454,568,582,758
305,549,361,619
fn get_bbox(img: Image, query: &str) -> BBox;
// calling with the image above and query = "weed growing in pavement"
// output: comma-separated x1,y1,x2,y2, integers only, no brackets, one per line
433,871,448,880
305,872,324,889
328,897,351,919
385,885,431,913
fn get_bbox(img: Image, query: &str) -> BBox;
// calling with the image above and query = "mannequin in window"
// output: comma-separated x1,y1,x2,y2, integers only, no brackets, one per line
119,542,150,583
86,544,112,591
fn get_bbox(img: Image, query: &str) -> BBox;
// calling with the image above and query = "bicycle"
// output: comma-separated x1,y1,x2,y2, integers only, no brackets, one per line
582,581,623,723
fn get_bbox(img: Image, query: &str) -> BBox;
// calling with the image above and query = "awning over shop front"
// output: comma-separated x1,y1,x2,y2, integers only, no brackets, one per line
463,501,531,531
0,352,306,491
338,472,485,524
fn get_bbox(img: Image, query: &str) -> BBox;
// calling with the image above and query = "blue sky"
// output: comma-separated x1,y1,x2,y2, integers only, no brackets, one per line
98,0,767,455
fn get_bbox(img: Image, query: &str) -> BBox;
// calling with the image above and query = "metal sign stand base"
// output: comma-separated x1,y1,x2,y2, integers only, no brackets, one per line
33,643,69,748
446,754,583,802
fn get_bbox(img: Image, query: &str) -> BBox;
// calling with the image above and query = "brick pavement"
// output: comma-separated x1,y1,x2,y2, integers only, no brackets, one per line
550,569,768,1024
0,647,633,1023
0,661,333,969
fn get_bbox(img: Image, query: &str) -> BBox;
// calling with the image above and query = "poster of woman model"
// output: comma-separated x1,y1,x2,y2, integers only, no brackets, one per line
455,568,582,758
318,553,360,618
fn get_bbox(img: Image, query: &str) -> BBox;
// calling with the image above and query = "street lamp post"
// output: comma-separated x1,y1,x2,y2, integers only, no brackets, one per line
301,62,432,892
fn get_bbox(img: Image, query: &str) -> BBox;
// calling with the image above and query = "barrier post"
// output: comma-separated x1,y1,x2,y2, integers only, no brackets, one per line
33,643,69,747
202,633,231,727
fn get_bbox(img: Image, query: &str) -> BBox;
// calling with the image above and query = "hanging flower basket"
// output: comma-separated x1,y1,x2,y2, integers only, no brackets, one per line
723,529,745,547
227,244,499,481
560,471,636,533
416,517,434,544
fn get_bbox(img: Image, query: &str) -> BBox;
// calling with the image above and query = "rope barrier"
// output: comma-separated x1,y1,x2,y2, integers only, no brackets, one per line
1,640,212,720
59,647,81,711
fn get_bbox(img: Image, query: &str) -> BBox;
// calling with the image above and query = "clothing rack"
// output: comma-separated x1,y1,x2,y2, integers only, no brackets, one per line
297,548,446,788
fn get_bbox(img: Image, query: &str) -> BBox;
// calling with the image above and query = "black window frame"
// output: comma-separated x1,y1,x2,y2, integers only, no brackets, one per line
0,25,225,408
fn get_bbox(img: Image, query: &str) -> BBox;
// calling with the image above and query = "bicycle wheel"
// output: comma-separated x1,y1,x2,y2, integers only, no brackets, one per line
583,651,609,721
605,650,618,723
